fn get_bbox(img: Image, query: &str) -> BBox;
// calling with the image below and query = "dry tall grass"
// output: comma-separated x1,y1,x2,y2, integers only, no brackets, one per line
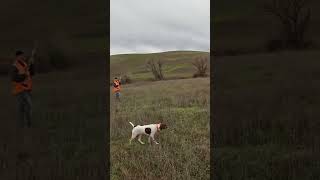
110,78,210,180
213,51,320,179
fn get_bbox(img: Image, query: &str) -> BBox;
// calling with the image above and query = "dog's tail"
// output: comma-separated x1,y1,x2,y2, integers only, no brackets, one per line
129,122,135,127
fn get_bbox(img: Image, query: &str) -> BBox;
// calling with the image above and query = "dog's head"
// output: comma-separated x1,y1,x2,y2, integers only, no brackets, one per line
159,123,167,130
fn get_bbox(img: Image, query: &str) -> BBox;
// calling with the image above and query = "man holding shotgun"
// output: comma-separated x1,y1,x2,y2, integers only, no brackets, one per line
113,76,122,101
11,45,37,128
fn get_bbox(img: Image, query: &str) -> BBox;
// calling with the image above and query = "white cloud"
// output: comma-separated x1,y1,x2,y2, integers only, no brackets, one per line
111,0,210,55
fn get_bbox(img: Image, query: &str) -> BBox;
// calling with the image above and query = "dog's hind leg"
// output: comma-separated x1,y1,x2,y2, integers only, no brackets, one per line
129,132,138,145
138,135,145,144
148,136,152,145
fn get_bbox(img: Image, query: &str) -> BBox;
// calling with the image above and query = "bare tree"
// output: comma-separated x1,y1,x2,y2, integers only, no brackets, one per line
263,0,311,49
192,56,208,78
146,58,164,80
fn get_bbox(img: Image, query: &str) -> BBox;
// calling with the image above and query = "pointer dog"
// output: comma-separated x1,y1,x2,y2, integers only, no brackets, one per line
129,121,167,145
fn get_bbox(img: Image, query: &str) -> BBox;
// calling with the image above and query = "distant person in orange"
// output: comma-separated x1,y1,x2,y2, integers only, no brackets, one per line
113,77,121,101
11,50,36,128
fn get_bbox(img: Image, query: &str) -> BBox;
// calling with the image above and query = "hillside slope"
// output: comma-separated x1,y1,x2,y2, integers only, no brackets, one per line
110,51,210,81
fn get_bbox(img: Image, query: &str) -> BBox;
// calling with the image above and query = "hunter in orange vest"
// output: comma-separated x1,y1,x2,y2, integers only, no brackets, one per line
11,50,36,128
113,77,121,101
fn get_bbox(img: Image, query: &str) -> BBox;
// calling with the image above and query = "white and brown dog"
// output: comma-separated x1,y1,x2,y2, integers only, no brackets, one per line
129,121,167,145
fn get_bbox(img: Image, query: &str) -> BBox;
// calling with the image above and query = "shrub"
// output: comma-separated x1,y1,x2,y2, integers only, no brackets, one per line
121,75,132,84
32,39,71,73
266,39,285,52
192,56,209,78
263,0,311,49
146,58,164,80
48,46,70,70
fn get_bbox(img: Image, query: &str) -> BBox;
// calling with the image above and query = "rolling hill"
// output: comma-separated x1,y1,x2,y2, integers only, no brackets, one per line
110,51,210,81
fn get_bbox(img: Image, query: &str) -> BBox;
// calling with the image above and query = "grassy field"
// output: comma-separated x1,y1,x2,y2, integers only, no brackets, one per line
110,52,210,179
0,61,106,179
213,50,320,179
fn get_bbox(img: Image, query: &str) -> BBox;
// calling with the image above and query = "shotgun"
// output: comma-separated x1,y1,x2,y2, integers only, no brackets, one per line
29,40,38,66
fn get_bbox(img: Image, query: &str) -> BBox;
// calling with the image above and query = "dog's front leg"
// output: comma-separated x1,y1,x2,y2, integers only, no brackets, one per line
151,135,159,145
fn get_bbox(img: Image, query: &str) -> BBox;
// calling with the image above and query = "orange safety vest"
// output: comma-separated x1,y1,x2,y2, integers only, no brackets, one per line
113,79,121,93
12,60,32,95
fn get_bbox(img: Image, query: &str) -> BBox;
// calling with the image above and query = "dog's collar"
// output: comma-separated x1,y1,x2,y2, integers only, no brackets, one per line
157,123,161,131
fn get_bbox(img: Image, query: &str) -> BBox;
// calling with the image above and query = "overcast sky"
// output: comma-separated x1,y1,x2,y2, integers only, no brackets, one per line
110,0,210,55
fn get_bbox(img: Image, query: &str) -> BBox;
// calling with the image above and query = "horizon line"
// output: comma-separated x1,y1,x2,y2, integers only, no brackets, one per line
110,49,210,56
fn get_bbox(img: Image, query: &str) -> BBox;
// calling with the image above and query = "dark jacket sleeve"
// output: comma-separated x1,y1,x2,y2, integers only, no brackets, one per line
11,66,26,82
